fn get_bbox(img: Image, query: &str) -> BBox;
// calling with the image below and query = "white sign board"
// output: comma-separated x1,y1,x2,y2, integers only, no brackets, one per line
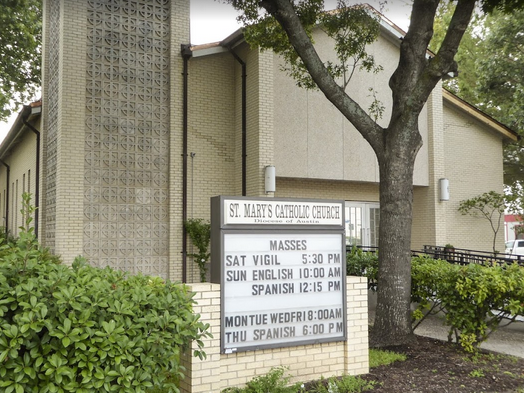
222,232,345,353
223,199,343,226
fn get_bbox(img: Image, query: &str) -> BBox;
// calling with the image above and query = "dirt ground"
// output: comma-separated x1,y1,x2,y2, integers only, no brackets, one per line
359,335,524,393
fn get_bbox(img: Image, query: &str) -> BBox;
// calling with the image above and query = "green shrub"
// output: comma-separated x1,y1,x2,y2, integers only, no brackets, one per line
222,367,303,393
411,256,524,352
184,218,211,282
305,375,376,392
346,247,378,291
346,247,524,352
0,226,16,247
0,195,210,392
222,367,376,393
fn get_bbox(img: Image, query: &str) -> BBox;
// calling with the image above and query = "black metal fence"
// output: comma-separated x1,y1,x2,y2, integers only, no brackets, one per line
346,244,524,267
419,245,524,266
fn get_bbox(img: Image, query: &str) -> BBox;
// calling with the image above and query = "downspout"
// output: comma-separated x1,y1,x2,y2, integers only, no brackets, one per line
228,48,247,196
181,44,192,283
0,161,9,235
22,116,40,239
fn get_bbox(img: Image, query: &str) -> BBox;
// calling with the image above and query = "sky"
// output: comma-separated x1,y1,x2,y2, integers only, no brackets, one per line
0,0,412,142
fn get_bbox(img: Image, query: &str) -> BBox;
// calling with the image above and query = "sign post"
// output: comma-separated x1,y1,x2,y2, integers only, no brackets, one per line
211,196,346,354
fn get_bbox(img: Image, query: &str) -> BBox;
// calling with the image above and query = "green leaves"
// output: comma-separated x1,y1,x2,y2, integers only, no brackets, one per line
432,5,524,185
346,246,378,290
348,250,524,352
0,206,211,391
411,256,524,352
0,0,41,121
458,191,514,253
319,4,382,89
184,218,211,282
234,0,381,94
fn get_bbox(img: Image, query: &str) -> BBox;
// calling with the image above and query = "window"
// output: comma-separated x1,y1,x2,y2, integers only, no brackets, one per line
345,202,380,247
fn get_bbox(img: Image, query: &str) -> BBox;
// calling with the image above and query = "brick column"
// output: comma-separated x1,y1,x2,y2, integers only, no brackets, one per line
245,49,274,197
180,283,223,393
180,277,369,392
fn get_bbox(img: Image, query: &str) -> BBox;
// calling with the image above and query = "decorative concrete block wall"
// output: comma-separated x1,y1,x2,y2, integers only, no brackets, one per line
180,276,369,393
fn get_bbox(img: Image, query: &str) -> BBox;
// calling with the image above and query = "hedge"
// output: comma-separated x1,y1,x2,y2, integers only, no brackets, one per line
411,256,524,351
347,249,524,352
0,196,210,392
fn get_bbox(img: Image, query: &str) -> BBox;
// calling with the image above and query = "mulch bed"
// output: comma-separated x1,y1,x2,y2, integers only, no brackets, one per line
359,335,524,392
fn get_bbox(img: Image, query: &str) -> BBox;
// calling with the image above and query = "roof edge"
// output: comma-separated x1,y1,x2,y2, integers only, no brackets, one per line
0,100,42,159
442,89,518,142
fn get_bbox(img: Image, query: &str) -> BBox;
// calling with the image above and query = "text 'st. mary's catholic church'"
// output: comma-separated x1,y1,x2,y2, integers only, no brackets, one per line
0,0,516,282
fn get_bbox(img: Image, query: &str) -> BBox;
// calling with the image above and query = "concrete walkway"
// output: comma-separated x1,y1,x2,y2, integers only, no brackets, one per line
414,314,524,359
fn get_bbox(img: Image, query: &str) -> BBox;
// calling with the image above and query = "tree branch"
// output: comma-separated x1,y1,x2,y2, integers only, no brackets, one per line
428,0,476,82
390,0,439,115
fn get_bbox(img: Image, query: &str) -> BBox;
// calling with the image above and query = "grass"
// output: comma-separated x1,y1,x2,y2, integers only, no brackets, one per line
369,348,407,368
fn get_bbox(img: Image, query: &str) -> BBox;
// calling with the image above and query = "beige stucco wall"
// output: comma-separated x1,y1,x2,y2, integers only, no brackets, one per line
0,127,38,237
273,26,429,186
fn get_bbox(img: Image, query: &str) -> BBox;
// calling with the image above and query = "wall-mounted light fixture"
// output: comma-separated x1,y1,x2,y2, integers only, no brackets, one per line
265,165,276,194
439,178,450,201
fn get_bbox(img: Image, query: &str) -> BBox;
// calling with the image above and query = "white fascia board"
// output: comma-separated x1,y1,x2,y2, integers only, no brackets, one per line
191,45,229,58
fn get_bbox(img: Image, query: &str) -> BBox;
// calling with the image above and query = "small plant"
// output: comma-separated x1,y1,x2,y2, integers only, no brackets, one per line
458,191,519,253
184,218,211,282
0,226,15,247
469,368,485,378
369,349,407,368
221,367,302,393
307,375,376,392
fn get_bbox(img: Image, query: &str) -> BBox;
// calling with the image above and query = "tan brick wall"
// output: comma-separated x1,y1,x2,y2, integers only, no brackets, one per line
169,0,191,282
276,177,379,202
183,52,237,282
41,0,87,264
178,44,278,282
180,277,369,392
412,87,447,250
442,102,505,252
246,48,274,197
0,128,38,236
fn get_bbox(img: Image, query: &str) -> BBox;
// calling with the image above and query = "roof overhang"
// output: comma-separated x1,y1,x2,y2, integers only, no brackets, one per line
442,89,518,142
0,101,42,159
191,28,244,58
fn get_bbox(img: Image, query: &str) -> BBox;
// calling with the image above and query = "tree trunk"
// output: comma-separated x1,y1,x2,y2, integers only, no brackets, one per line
370,132,419,347
246,0,475,348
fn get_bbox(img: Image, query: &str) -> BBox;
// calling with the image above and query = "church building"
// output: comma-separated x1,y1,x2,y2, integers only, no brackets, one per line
0,0,516,282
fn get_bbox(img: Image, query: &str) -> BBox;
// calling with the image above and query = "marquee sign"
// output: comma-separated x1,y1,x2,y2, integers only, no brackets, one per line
223,198,343,226
211,196,347,353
